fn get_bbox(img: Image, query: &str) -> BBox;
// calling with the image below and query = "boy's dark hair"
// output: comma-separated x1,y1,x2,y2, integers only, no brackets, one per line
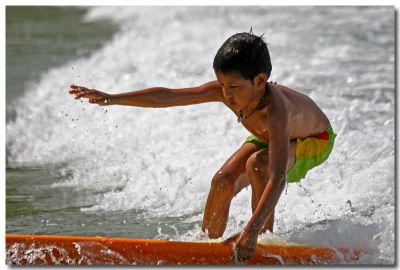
213,31,272,81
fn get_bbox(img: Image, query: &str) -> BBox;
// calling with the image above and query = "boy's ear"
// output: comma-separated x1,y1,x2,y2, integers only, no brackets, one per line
254,73,268,89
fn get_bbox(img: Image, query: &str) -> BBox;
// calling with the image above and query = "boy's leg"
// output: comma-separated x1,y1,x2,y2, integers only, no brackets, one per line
202,142,261,239
246,141,297,233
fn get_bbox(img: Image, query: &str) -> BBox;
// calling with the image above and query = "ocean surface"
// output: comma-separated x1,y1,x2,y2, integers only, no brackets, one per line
6,6,395,264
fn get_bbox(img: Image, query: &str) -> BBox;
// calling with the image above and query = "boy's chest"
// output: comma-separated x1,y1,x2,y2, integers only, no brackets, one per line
239,112,270,141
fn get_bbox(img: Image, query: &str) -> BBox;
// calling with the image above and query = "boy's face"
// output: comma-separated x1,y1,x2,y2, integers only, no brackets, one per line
216,72,265,109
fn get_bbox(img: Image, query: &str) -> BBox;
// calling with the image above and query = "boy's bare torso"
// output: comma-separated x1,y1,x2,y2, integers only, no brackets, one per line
223,82,331,141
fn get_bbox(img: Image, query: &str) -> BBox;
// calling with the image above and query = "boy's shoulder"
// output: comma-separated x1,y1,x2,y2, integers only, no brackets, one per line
267,83,330,133
271,83,317,107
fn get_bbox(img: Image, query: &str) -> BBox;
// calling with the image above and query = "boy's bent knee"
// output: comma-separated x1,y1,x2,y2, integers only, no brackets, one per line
211,172,235,196
246,150,268,177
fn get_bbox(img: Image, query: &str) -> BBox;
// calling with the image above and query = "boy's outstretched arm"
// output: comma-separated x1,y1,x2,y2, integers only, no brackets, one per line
69,81,223,107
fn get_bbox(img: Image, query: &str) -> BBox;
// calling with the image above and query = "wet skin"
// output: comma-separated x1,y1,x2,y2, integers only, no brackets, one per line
69,73,330,261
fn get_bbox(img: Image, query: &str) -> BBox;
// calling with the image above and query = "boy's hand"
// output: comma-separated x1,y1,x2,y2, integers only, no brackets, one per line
69,84,113,106
224,229,258,262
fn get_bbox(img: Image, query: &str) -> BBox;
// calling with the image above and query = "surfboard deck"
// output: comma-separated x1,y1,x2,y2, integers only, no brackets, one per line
6,234,361,265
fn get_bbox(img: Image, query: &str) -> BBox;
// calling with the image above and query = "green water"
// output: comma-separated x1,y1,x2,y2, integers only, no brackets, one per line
6,6,123,237
6,167,194,238
6,6,118,122
6,166,198,238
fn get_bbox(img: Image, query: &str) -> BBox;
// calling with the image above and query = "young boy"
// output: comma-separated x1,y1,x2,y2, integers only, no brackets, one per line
69,32,336,261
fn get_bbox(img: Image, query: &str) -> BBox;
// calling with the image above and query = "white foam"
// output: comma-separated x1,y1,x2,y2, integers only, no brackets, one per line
6,6,394,264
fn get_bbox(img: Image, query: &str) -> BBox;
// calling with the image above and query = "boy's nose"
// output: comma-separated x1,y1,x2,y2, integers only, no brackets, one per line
223,91,235,104
222,88,232,97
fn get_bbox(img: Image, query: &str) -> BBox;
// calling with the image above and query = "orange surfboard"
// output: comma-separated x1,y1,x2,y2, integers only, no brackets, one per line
6,234,361,265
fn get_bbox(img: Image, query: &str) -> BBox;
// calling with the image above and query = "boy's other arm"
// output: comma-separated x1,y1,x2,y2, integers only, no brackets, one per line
69,81,224,107
229,108,290,261
246,114,289,232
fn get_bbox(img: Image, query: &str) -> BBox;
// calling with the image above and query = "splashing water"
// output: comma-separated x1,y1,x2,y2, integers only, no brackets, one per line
6,6,394,264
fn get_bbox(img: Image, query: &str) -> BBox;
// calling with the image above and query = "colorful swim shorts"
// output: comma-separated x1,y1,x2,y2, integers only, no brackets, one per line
244,127,337,183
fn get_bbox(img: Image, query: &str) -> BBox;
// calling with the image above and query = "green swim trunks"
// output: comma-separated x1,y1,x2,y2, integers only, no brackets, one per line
244,127,337,183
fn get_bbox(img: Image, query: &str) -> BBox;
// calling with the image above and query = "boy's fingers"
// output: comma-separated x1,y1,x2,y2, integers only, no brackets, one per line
70,85,90,92
70,85,86,91
74,92,85,99
69,89,81,94
69,86,105,104
75,91,96,99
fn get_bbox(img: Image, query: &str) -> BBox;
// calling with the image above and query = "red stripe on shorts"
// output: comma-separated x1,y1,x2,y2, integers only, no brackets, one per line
313,129,329,140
